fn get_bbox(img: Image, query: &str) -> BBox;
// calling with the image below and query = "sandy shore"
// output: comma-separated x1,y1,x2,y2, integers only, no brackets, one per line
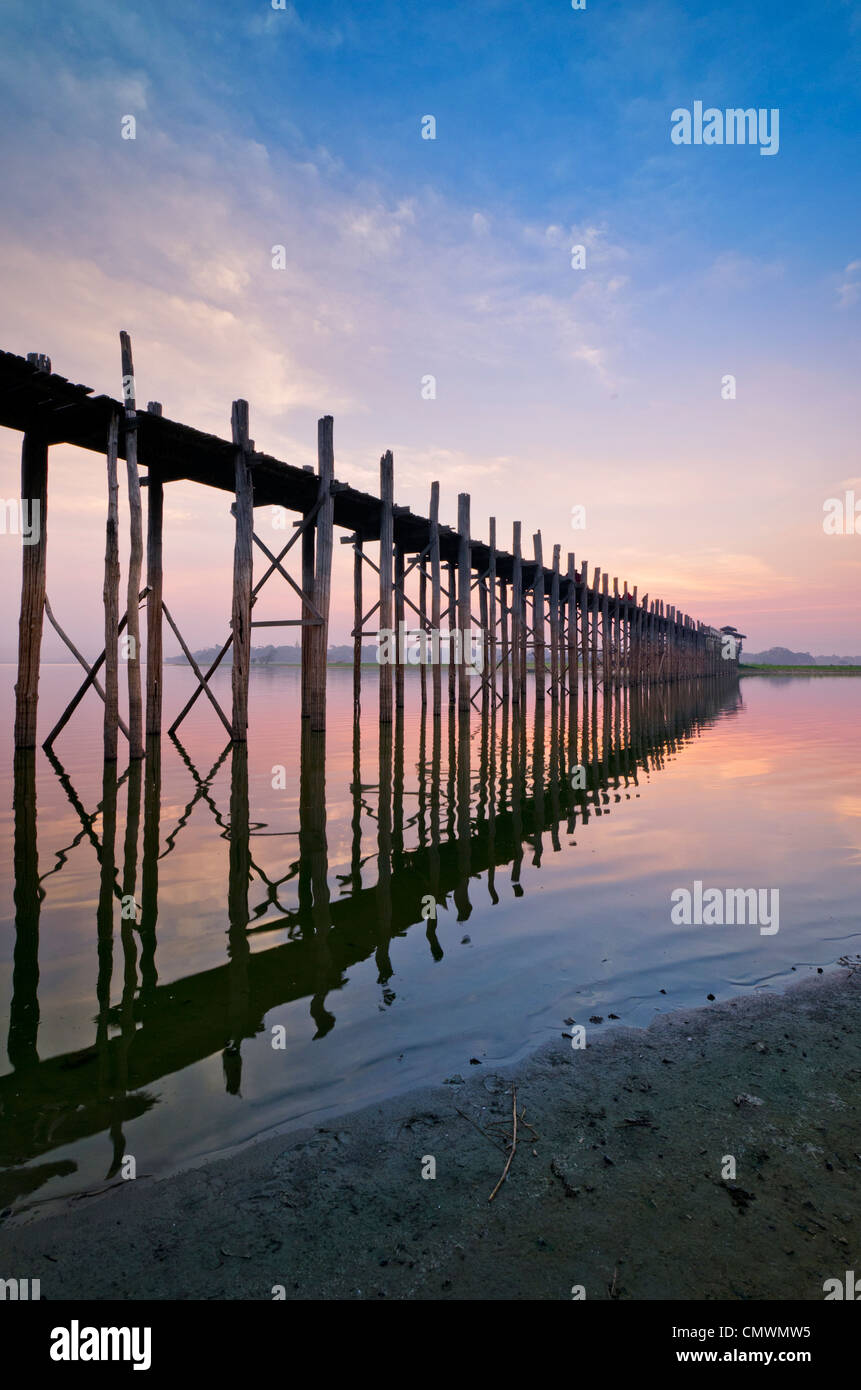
3,968,860,1300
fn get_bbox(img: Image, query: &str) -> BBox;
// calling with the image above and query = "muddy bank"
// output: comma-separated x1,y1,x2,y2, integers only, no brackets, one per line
2,969,860,1300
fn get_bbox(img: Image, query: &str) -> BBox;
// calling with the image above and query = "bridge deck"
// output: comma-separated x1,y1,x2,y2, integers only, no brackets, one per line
0,348,568,590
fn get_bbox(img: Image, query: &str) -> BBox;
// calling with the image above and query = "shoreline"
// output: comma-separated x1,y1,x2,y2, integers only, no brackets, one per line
3,967,859,1300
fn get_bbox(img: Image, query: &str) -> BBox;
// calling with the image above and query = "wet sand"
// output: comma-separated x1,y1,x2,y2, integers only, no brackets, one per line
3,968,859,1300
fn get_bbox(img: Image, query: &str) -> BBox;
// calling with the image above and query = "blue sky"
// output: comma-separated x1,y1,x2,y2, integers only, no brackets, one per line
1,0,859,653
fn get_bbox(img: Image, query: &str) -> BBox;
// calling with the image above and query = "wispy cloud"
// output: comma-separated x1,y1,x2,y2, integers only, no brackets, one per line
836,259,861,308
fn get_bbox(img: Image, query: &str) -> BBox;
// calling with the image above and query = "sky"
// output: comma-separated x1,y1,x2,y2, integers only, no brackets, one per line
1,0,860,659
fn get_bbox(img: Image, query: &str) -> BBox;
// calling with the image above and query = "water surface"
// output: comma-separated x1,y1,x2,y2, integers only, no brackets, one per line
1,666,858,1215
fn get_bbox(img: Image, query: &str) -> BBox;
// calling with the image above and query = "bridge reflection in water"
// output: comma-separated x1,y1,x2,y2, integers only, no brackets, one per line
3,675,741,1209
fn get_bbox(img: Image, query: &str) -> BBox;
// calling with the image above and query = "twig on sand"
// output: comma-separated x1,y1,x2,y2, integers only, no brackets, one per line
488,1086,518,1202
518,1110,540,1142
455,1107,507,1153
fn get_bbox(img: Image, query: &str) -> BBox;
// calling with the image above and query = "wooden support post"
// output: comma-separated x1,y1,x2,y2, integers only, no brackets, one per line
613,578,621,684
353,538,362,712
549,543,560,702
145,401,164,737
499,576,510,703
10,747,40,1068
379,450,394,724
419,550,428,709
103,411,121,761
394,540,405,711
301,484,315,720
602,572,610,687
447,559,457,706
532,533,545,701
477,572,489,705
457,493,471,712
511,523,523,707
591,566,601,695
580,561,589,701
429,481,442,716
567,553,578,694
14,429,49,749
230,399,253,741
488,518,498,702
119,332,144,759
630,585,638,685
309,415,334,732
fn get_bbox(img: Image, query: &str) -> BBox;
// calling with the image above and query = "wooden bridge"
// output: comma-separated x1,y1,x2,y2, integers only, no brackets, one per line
2,338,741,757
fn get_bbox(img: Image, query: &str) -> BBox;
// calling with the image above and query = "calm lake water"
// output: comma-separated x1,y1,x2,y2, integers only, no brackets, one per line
1,666,859,1216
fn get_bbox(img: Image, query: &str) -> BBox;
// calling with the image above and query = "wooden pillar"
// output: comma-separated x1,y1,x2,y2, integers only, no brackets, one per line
145,401,164,737
511,523,523,706
447,559,457,706
394,540,405,711
138,735,160,998
103,411,121,761
488,518,498,702
567,553,578,695
309,415,334,732
300,487,315,719
630,585,638,686
532,533,545,702
612,575,620,683
429,481,442,717
14,425,49,750
457,493,471,712
602,572,610,688
119,332,144,759
379,450,394,724
226,742,251,1087
419,552,428,709
591,566,601,696
230,399,253,741
10,749,40,1067
478,572,489,706
353,538,363,711
580,560,589,701
499,575,510,703
549,543,560,703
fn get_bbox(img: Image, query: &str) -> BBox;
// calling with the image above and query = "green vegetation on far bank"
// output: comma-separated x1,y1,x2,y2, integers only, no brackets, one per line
740,663,861,675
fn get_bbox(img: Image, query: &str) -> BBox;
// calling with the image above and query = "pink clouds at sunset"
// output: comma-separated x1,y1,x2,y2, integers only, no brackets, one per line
1,2,859,657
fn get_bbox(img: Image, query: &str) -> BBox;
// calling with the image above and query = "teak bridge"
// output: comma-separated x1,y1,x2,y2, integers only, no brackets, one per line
3,339,741,757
